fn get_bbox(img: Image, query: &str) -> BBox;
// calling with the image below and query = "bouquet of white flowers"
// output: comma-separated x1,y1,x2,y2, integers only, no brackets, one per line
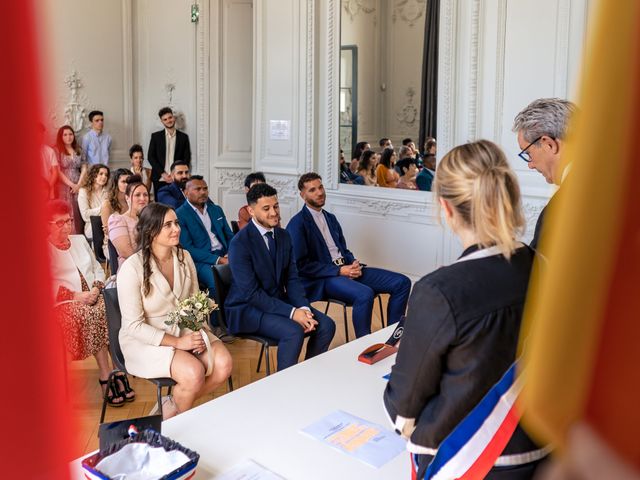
165,291,217,331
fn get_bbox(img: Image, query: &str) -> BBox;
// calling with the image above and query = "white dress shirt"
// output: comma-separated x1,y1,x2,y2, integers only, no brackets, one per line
306,205,342,261
164,128,177,173
250,218,309,318
188,201,223,252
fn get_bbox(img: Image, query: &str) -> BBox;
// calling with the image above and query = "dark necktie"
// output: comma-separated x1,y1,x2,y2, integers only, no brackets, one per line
265,231,277,266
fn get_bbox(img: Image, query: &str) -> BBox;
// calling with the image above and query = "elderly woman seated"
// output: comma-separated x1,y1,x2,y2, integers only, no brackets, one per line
48,199,135,407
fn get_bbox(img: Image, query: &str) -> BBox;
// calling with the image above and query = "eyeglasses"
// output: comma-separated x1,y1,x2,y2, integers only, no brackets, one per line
49,218,74,228
517,136,542,162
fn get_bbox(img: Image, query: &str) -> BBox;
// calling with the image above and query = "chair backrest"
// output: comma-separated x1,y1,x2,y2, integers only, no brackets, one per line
89,215,106,263
231,220,240,234
107,239,119,275
103,287,127,373
211,264,232,329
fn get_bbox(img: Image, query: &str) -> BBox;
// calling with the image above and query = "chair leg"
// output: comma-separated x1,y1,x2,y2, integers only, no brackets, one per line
324,300,331,315
377,294,385,328
265,345,271,376
227,376,234,392
157,385,163,419
257,344,265,373
99,386,109,424
343,304,349,343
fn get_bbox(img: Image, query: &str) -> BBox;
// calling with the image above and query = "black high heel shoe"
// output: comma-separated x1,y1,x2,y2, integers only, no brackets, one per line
99,378,125,407
114,372,136,402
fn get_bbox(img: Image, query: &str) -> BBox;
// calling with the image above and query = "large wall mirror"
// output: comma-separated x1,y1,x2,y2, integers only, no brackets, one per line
337,0,439,192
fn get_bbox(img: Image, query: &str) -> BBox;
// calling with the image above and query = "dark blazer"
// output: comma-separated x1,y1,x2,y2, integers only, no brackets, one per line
383,245,540,478
225,221,310,334
175,200,234,266
156,182,186,210
147,129,191,183
286,206,355,301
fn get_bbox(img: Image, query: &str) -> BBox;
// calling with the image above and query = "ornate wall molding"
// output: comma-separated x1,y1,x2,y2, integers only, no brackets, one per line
437,0,457,156
467,0,481,141
395,87,419,127
323,0,340,189
62,70,87,132
305,0,315,173
217,167,250,192
195,0,210,179
392,0,426,27
266,175,299,202
342,0,375,22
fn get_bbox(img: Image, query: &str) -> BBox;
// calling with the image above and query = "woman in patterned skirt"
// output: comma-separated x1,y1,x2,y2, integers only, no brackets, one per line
48,199,135,406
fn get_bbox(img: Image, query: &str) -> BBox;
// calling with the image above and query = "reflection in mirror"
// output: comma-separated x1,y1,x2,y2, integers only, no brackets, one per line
338,0,439,191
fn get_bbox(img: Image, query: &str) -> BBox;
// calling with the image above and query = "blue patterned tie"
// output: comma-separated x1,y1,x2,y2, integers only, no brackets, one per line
265,231,277,266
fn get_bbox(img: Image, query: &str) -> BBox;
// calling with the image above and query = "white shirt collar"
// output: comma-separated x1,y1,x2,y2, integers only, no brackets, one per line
252,217,274,236
188,200,206,215
305,204,324,219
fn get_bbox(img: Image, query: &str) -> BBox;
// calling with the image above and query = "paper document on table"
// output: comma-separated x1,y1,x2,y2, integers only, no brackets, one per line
300,410,406,468
216,459,285,479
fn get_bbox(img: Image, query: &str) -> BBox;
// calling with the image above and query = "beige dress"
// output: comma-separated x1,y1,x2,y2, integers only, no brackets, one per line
108,214,138,268
117,248,217,378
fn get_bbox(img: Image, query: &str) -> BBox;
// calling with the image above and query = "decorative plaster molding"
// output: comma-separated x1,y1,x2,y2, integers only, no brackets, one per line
438,0,456,155
63,70,87,133
325,0,339,189
523,201,545,235
306,0,315,173
342,0,375,22
267,175,299,201
217,168,250,192
467,0,481,141
493,0,508,141
395,87,419,127
392,0,427,27
354,198,429,217
196,0,209,179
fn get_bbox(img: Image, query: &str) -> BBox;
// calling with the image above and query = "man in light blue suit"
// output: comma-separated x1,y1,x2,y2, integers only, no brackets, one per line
175,175,234,304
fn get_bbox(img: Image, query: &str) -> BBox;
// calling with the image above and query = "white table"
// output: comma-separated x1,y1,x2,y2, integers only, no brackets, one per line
71,326,409,479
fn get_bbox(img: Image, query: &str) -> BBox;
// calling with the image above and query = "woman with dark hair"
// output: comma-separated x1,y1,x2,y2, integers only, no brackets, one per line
117,203,233,418
356,150,378,186
128,144,152,193
396,158,418,190
54,125,87,233
100,168,132,234
108,175,150,268
384,140,546,479
78,164,110,241
350,141,370,173
376,148,399,188
48,199,134,407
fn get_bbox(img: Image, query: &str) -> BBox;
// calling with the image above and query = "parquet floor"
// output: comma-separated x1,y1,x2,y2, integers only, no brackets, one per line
68,299,388,458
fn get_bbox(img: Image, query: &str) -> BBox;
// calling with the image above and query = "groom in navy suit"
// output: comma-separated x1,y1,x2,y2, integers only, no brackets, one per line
225,183,335,371
175,175,234,300
287,172,411,338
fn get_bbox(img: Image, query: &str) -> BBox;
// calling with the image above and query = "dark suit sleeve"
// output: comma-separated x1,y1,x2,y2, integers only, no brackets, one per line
383,280,455,434
177,209,222,265
228,236,294,317
287,216,341,279
147,134,160,173
156,188,176,208
184,134,191,163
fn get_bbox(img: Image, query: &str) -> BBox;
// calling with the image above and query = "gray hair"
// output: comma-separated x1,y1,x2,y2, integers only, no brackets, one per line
512,98,577,142
398,145,413,159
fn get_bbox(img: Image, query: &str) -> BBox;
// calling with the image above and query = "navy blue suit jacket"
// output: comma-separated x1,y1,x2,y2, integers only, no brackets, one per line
175,200,234,266
156,182,186,209
286,206,356,301
225,221,310,333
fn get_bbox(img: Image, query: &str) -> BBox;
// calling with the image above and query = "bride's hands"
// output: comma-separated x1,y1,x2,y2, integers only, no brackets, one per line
175,331,206,354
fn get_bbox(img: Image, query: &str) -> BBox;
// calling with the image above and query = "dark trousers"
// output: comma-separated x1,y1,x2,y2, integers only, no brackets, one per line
323,267,411,338
195,254,225,326
254,307,336,371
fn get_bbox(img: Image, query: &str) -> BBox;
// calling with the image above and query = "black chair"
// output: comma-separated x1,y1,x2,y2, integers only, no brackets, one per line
101,288,176,424
230,220,240,234
323,294,385,343
212,264,279,376
107,239,119,275
89,215,107,263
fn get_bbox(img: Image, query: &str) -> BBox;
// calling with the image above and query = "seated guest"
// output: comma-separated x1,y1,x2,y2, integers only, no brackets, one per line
128,144,152,193
238,171,267,230
339,149,364,184
379,137,393,151
225,183,335,371
384,140,546,479
48,200,134,407
117,203,232,418
402,137,421,163
78,164,110,241
100,168,132,235
175,176,234,299
156,160,190,209
416,148,436,191
398,145,414,160
356,150,378,186
287,173,411,338
396,158,418,190
376,148,399,188
108,175,150,268
349,141,370,173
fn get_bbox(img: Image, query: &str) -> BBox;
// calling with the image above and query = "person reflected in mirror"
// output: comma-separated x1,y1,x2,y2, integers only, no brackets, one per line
402,138,421,164
417,138,437,192
288,173,411,339
356,150,378,186
376,148,399,188
350,141,370,173
379,137,393,151
339,149,364,184
396,158,418,190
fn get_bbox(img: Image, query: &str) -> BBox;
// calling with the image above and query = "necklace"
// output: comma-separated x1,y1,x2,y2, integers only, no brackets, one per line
50,238,71,250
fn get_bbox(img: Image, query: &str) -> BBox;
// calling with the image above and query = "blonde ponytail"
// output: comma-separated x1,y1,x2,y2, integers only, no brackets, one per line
434,140,524,259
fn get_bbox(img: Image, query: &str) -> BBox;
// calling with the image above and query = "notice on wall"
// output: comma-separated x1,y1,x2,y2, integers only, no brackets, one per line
269,120,290,140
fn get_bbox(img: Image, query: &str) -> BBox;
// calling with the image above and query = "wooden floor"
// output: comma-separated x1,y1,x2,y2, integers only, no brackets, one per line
68,299,388,457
